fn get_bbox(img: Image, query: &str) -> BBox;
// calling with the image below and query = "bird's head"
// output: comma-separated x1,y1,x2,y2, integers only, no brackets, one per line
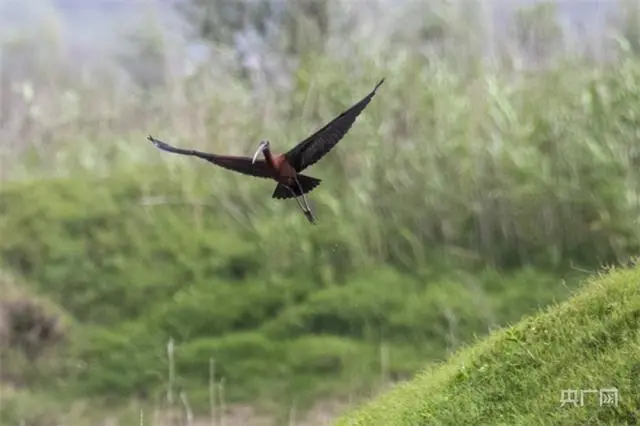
251,140,270,163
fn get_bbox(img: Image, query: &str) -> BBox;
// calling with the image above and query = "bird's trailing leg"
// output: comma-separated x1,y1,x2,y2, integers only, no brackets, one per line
293,177,316,224
285,185,316,224
288,188,313,221
295,177,313,217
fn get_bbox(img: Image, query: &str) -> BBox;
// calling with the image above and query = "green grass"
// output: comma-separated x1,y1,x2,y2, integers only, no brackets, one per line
339,264,640,425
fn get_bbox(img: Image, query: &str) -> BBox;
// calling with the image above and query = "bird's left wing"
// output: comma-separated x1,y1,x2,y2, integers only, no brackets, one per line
148,135,273,179
284,78,385,172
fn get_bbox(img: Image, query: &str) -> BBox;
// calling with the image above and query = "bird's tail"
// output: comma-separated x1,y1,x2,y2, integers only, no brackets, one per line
272,175,322,199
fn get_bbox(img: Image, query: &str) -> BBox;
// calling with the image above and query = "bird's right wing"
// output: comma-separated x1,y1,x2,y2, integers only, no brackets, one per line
148,135,273,179
284,78,385,172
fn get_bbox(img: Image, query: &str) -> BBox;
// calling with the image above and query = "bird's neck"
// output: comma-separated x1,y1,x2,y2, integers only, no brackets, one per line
263,148,275,168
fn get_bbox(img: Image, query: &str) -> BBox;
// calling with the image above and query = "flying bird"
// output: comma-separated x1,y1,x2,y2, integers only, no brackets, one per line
148,78,385,223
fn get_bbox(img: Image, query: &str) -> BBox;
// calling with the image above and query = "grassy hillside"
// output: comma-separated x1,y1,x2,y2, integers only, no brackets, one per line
339,265,640,426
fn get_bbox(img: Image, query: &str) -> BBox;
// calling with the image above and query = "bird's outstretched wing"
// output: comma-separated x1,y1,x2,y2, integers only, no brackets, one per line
284,78,385,172
148,135,273,179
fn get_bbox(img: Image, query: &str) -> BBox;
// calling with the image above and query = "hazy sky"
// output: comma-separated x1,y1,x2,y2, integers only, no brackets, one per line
0,0,618,63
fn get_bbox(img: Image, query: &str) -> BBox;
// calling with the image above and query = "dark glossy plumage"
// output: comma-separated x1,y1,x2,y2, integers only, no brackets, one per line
284,78,385,172
148,136,273,179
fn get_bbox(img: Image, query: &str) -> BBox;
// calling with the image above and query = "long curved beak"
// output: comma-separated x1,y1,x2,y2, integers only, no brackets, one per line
251,142,267,164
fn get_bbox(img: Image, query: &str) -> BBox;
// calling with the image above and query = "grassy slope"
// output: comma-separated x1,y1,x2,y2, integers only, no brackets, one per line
339,265,640,425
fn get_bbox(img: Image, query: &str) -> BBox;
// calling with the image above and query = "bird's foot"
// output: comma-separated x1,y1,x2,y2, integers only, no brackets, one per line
303,209,316,224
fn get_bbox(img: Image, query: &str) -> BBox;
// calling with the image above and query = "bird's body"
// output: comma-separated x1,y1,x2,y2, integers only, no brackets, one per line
263,151,297,182
148,78,384,223
256,146,323,200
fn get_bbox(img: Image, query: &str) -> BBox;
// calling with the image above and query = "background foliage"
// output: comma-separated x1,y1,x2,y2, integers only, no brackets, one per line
1,0,640,424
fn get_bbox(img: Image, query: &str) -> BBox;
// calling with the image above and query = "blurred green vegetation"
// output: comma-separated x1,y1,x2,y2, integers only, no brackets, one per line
2,0,640,424
0,173,584,418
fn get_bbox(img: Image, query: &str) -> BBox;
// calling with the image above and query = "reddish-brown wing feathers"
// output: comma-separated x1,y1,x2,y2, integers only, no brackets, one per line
284,78,385,172
148,136,273,179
